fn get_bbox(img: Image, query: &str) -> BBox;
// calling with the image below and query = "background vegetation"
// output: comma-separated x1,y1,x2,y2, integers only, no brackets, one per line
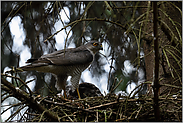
1,1,182,121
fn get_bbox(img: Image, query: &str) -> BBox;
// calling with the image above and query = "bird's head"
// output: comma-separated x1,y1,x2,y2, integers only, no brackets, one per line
85,40,103,55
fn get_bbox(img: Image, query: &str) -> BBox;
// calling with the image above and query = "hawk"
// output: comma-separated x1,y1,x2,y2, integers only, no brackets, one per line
16,40,103,99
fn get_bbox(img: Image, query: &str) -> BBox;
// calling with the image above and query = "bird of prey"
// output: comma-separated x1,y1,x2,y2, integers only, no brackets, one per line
16,40,103,99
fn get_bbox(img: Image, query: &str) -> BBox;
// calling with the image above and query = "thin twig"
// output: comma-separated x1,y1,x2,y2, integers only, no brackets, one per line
1,78,59,121
153,2,160,121
1,73,33,96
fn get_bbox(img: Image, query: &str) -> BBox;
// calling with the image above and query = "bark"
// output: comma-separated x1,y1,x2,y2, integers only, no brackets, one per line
141,1,182,121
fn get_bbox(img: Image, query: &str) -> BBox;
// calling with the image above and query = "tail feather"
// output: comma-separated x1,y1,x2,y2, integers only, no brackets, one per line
26,58,38,63
6,58,51,73
18,62,50,71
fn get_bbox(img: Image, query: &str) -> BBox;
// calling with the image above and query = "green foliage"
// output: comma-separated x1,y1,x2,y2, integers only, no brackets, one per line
1,1,182,122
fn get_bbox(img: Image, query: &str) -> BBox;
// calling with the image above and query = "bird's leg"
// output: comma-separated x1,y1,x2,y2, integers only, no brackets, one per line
55,74,68,98
71,74,81,99
76,88,81,99
63,88,67,98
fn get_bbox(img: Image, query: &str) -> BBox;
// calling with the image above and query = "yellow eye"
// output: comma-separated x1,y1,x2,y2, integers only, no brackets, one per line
93,42,98,46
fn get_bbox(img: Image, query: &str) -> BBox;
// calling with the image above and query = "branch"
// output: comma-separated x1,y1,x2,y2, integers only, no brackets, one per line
153,2,160,121
1,77,59,121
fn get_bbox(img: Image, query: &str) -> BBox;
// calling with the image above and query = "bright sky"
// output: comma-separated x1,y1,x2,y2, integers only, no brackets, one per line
2,5,140,122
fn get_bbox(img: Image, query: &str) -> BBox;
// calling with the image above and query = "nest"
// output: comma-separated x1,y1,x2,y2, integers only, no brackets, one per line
1,76,182,122
21,93,182,122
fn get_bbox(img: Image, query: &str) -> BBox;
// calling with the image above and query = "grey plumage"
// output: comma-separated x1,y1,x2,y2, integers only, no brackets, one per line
18,40,103,98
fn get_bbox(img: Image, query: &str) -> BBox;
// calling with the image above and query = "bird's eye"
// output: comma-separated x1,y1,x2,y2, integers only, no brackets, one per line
93,42,98,46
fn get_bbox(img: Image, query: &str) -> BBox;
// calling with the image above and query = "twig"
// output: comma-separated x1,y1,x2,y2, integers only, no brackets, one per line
111,79,123,93
96,110,98,122
43,18,126,43
107,50,115,90
1,2,26,34
60,109,74,122
43,99,95,113
87,101,118,110
153,2,160,121
5,104,27,122
135,104,142,118
1,78,59,121
161,83,182,89
1,101,26,115
2,73,33,96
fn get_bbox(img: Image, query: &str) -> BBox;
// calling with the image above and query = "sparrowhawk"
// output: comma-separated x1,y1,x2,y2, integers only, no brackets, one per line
16,40,103,99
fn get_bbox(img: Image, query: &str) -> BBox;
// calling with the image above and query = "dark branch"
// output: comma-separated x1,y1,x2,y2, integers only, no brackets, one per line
1,77,59,122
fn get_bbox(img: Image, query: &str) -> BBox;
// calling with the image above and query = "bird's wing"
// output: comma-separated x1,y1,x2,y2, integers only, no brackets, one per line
43,49,93,65
27,47,93,66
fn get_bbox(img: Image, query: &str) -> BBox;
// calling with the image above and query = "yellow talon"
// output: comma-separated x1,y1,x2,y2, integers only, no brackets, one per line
76,88,81,99
63,89,67,98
